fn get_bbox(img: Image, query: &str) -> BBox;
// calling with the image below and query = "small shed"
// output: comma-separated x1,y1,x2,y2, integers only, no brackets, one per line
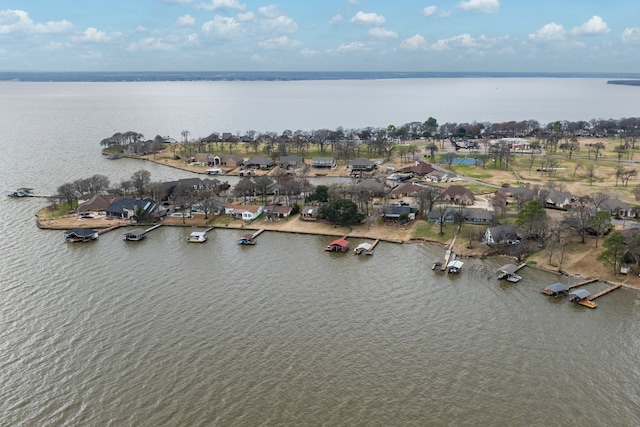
568,289,591,302
541,283,569,297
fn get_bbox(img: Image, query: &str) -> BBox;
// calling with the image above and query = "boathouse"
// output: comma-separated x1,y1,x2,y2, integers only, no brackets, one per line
541,283,569,297
325,236,349,252
64,228,99,243
123,228,146,241
569,289,591,302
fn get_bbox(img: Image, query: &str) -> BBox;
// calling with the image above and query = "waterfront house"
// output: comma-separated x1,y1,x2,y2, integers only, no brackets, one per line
209,154,244,168
483,224,519,245
106,198,157,220
311,157,336,169
77,194,113,213
462,208,494,224
225,204,264,221
349,157,376,172
245,156,275,169
381,205,417,221
279,155,304,168
355,179,389,197
300,206,319,221
264,204,293,219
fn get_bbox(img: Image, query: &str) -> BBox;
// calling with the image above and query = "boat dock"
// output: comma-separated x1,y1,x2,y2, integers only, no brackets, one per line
497,263,526,282
578,283,622,308
251,229,264,239
567,278,598,289
440,228,460,271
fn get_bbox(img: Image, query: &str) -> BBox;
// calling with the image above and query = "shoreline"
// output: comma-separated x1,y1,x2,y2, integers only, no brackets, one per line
36,210,640,291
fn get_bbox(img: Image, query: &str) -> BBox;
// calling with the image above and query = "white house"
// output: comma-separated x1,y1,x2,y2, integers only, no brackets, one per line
225,204,264,221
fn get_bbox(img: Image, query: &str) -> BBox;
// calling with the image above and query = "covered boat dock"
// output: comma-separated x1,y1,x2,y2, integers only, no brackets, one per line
541,283,569,297
497,263,526,282
325,236,350,252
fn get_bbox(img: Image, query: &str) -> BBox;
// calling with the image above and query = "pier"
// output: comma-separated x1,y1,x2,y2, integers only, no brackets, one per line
567,278,598,289
578,283,623,308
440,230,459,271
251,228,264,239
354,239,379,255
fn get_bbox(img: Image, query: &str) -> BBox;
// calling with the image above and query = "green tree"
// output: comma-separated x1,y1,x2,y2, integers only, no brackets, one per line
306,185,329,204
319,198,365,227
597,231,626,274
516,200,547,239
588,210,612,248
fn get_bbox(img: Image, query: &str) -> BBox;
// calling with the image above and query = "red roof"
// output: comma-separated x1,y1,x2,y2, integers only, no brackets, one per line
328,237,349,248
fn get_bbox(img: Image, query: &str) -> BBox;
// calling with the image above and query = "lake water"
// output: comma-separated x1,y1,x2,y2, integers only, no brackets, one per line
1,78,640,426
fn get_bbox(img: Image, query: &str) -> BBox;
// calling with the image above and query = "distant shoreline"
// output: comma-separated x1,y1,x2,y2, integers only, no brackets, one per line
4,71,640,82
607,80,640,86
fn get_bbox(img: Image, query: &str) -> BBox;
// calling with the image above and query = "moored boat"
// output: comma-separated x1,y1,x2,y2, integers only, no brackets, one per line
238,234,256,245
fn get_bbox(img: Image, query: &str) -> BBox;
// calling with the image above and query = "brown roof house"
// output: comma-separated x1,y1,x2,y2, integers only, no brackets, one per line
390,182,428,198
440,185,475,206
264,204,293,219
403,160,435,176
349,157,376,172
77,195,114,213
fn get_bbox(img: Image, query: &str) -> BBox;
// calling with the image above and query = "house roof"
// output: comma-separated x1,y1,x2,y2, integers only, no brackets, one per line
265,204,293,214
355,179,387,193
106,198,157,215
407,161,435,175
601,198,631,211
246,156,275,166
462,208,493,220
280,155,304,165
311,157,334,165
441,185,475,200
123,228,146,238
350,157,375,167
390,182,425,195
302,206,318,215
488,225,518,241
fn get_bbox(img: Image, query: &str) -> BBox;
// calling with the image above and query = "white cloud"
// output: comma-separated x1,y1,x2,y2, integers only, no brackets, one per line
202,15,241,36
300,47,319,57
622,27,640,43
135,25,148,32
368,27,397,39
258,7,297,34
196,0,245,11
328,41,366,53
237,12,254,22
351,11,385,26
177,14,195,27
347,0,361,5
35,20,73,34
529,22,565,41
457,0,499,13
43,41,64,51
126,37,174,51
257,36,302,50
400,34,428,51
329,14,343,26
0,9,72,34
161,0,192,4
422,6,438,17
71,27,112,43
571,16,610,36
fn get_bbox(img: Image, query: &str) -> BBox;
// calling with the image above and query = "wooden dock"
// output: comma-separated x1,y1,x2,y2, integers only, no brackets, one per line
578,283,622,309
144,224,162,234
251,229,264,239
567,278,598,289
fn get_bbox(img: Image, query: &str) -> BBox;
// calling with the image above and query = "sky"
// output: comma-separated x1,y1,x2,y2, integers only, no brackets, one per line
1,0,640,73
